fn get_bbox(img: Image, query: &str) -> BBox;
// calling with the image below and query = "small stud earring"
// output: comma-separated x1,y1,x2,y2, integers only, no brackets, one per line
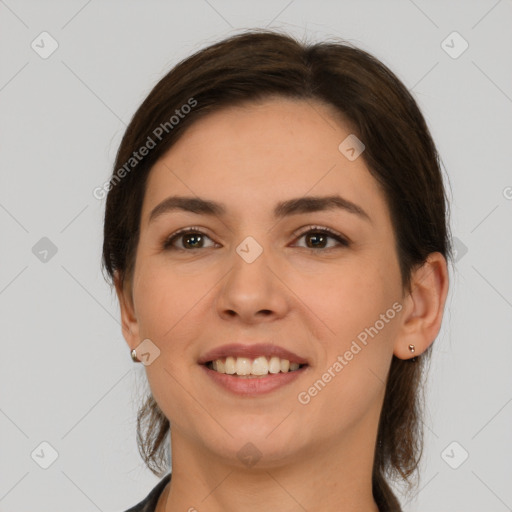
408,344,415,354
131,348,140,363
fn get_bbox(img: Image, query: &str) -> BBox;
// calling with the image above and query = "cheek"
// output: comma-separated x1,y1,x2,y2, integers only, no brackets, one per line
132,261,212,341
296,257,400,400
297,259,395,343
132,264,206,426
295,270,397,438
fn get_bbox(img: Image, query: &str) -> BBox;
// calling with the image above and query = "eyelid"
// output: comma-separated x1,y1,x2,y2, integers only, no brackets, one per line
168,225,208,237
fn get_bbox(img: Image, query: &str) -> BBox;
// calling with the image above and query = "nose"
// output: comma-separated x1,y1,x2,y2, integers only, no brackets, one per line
215,243,290,324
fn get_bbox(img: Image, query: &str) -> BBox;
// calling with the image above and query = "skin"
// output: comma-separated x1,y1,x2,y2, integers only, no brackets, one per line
115,97,449,512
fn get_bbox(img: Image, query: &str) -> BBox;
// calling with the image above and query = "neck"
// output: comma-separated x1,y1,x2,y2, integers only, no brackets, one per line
161,424,380,512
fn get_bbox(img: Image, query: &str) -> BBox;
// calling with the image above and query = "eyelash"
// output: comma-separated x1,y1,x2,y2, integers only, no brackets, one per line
162,225,350,252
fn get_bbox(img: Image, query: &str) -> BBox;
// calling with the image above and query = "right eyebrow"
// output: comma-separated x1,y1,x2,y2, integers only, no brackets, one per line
148,196,226,224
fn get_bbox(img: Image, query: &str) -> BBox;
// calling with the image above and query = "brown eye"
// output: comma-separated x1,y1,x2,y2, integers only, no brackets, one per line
293,227,349,250
304,232,329,249
163,230,216,250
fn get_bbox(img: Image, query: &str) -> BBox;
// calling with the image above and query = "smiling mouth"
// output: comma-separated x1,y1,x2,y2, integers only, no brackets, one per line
204,356,307,377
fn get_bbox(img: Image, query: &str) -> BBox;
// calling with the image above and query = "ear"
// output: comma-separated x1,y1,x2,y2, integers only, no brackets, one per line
393,252,449,359
114,270,140,351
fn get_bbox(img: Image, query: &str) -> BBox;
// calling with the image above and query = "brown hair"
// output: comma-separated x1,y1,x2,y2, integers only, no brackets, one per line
102,29,451,511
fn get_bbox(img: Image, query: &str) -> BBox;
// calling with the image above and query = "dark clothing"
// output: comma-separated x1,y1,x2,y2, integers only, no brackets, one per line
124,473,171,512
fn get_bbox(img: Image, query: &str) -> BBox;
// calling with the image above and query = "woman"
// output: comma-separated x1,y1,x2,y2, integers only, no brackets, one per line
102,29,451,512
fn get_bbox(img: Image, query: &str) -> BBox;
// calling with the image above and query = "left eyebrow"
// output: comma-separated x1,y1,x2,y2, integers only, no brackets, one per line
148,194,371,224
273,195,371,223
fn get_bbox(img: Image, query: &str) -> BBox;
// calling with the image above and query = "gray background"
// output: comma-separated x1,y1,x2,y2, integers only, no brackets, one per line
1,1,511,511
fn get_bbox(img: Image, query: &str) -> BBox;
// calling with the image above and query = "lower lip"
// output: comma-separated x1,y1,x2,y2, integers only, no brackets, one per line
200,364,307,396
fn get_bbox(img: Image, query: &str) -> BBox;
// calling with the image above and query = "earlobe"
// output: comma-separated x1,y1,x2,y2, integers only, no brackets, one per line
393,252,449,360
114,270,140,349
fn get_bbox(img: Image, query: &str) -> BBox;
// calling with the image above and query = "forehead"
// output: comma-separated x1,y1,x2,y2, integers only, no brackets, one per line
141,97,389,224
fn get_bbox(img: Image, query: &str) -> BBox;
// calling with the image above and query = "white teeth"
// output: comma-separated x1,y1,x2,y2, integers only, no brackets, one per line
225,356,236,374
252,356,269,375
268,356,281,374
208,356,303,376
235,357,252,375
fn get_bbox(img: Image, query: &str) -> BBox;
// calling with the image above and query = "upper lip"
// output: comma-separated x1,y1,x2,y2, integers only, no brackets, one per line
198,343,309,365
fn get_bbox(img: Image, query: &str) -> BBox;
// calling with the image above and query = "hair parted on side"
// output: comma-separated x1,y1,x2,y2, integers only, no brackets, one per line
102,29,451,511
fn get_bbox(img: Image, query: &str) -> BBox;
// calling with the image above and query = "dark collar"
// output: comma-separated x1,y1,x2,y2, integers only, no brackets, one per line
124,473,171,512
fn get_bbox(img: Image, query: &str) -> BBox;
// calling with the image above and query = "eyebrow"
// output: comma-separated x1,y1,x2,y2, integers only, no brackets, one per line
148,194,371,224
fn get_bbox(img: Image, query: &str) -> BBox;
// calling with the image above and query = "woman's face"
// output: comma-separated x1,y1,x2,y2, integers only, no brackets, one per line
122,97,407,467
